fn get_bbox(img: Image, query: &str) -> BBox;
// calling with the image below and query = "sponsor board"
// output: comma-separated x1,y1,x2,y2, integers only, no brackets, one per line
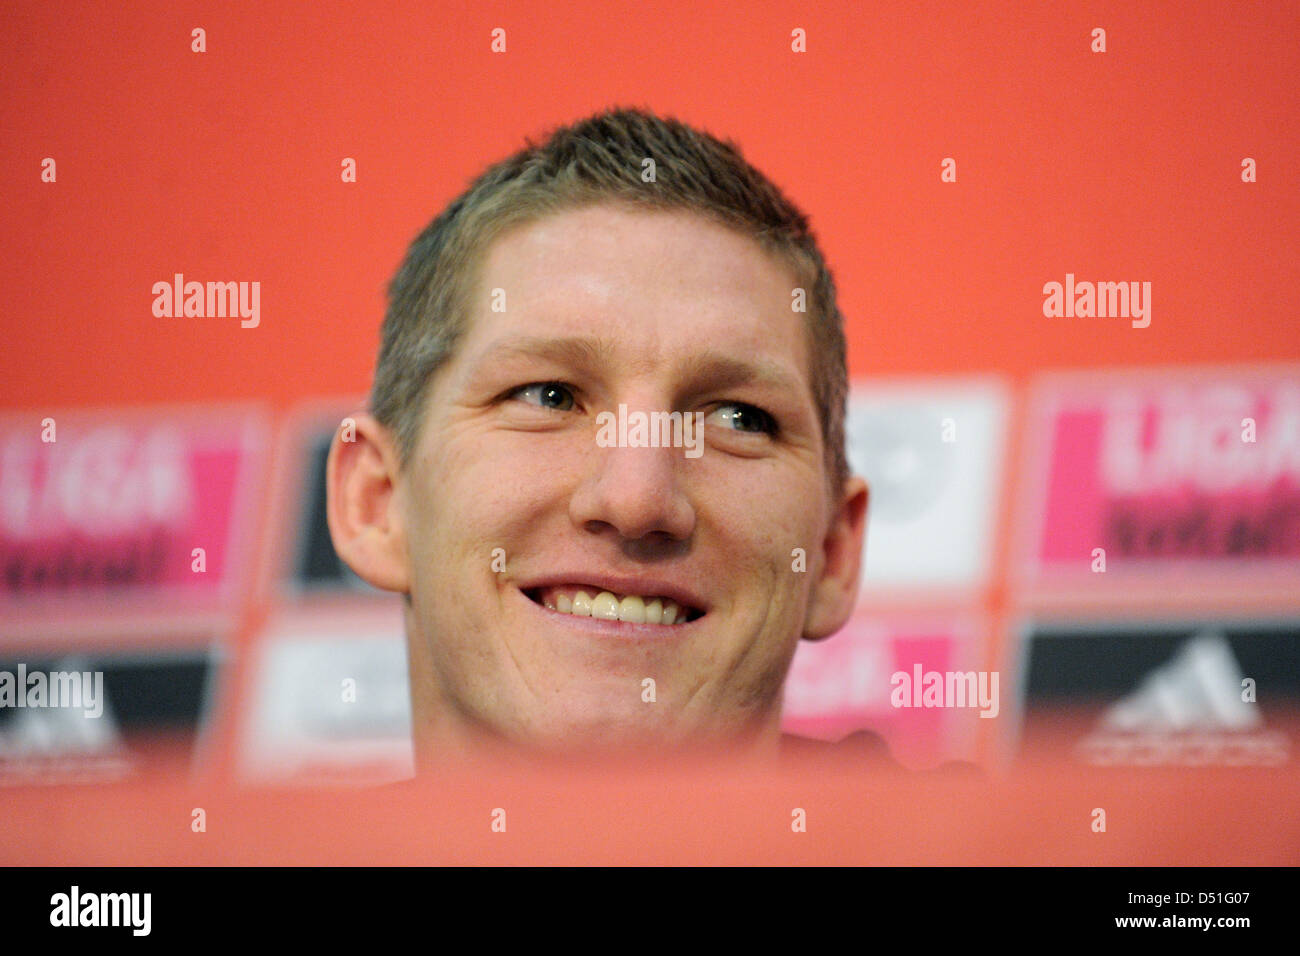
844,378,1008,599
782,610,988,768
290,423,375,594
0,643,221,785
273,402,381,599
0,406,267,628
241,607,983,777
1018,366,1300,605
238,607,411,784
1010,618,1299,767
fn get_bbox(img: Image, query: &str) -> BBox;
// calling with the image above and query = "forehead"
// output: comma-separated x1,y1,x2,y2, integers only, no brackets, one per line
482,202,796,288
459,203,812,375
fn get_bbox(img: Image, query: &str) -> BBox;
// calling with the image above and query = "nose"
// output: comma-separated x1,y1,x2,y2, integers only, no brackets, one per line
569,414,697,545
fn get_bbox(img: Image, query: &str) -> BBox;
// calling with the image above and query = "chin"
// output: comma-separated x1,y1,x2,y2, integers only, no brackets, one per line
493,704,695,756
514,705,775,761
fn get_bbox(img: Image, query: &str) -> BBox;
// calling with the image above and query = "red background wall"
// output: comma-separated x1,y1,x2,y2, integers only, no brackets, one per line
5,0,1296,413
1,0,1297,864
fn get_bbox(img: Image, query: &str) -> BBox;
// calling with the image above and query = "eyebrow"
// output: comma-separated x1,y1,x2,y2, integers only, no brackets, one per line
467,336,616,374
466,335,807,397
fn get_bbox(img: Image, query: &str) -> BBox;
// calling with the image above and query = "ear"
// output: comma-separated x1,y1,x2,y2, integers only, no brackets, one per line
325,412,410,593
802,475,869,641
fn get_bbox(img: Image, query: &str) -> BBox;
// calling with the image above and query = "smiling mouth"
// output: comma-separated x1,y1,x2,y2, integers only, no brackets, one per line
523,586,704,625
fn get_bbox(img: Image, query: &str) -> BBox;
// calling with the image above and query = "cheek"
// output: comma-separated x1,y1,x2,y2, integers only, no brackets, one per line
684,481,820,676
401,442,494,607
699,463,822,584
408,431,570,590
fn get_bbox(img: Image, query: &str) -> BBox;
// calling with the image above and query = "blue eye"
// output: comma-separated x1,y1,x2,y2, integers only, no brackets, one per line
709,403,777,435
512,382,576,411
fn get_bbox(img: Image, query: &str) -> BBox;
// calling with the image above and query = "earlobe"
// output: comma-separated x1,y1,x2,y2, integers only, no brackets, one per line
325,412,411,593
802,475,869,641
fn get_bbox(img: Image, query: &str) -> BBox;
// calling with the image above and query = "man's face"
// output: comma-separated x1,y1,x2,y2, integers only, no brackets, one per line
394,202,859,754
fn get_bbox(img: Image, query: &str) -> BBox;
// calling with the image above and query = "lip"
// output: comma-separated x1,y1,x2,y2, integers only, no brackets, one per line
514,572,709,618
514,584,705,639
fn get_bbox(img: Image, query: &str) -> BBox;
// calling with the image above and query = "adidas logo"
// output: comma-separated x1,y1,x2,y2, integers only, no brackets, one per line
1077,632,1289,766
0,657,131,784
1101,632,1260,732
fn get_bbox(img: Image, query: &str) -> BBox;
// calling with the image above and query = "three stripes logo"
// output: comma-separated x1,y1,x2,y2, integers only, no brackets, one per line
1076,632,1289,766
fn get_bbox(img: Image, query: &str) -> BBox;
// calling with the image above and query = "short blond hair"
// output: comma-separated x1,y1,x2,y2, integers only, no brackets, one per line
371,106,848,493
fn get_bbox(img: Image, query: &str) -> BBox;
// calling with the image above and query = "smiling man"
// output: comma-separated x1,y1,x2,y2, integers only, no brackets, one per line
327,107,869,769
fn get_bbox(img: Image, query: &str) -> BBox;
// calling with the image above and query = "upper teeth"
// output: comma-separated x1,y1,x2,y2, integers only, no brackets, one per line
544,589,687,625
